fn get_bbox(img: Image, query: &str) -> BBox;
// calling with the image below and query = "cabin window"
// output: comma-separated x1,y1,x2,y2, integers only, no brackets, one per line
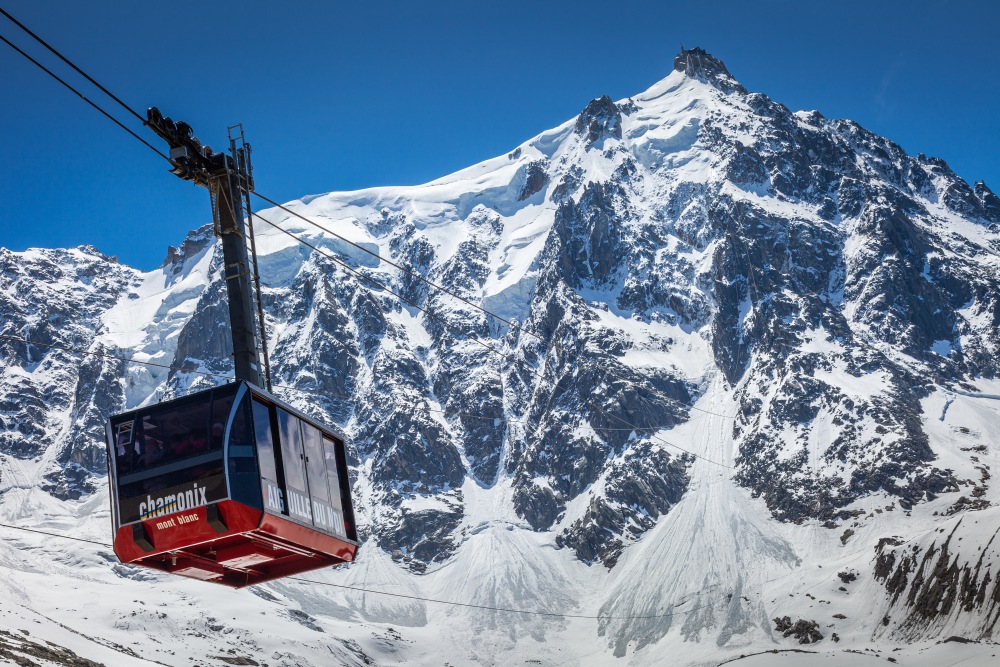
112,386,232,525
303,422,328,505
277,409,312,523
323,438,344,512
225,390,259,506
136,399,211,470
303,423,343,534
252,399,283,513
227,391,255,463
210,390,236,451
321,437,347,536
113,420,138,476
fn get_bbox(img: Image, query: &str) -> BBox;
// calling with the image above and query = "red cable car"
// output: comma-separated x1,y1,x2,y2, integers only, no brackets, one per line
106,109,359,586
106,381,358,587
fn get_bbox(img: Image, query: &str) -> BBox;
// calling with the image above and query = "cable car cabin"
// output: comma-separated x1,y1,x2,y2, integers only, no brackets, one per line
106,381,358,588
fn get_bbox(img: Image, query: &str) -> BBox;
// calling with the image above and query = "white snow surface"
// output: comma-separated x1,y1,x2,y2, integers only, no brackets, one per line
1,380,997,665
2,62,1000,666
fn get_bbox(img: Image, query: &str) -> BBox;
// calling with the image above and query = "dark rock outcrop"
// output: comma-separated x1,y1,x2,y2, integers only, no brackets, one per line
773,616,824,644
674,47,746,94
575,96,623,146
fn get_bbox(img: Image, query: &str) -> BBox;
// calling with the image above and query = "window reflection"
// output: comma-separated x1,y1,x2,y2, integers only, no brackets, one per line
114,386,233,508
253,399,283,513
323,438,344,514
112,385,352,537
277,409,312,522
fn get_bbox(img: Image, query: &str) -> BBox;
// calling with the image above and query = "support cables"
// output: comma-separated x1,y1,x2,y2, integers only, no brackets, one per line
0,8,146,124
0,6,733,466
250,212,732,469
0,520,723,621
0,30,167,161
0,332,699,435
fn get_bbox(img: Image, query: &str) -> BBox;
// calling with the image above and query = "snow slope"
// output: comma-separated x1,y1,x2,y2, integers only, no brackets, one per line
2,47,1000,665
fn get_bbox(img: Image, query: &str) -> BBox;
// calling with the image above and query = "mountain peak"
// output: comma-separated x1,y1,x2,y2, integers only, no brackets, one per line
574,95,623,146
673,46,745,94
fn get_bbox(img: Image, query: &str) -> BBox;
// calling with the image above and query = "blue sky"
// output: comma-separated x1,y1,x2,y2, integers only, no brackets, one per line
1,0,998,270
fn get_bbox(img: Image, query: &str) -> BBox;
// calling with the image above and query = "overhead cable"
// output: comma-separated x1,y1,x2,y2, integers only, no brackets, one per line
0,520,721,621
286,575,713,620
0,31,168,161
0,13,732,464
0,7,147,123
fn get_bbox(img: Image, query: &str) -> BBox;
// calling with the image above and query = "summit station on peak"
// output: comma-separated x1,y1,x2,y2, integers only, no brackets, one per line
673,46,746,93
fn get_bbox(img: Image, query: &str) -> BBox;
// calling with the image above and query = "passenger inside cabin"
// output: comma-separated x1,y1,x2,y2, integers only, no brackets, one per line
173,434,193,457
116,447,132,475
210,422,226,449
192,434,208,453
139,436,166,469
115,432,137,474
173,432,209,459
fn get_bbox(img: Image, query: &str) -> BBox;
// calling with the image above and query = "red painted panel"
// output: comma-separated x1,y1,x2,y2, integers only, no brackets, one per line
171,558,225,580
259,512,357,562
143,507,220,551
216,500,266,533
113,501,263,564
113,525,148,564
113,500,358,587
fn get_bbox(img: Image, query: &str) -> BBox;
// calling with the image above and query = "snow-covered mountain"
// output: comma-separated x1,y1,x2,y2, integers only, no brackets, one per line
2,47,1000,666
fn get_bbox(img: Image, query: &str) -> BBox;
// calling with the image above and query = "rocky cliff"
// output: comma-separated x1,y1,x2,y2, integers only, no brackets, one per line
2,47,999,665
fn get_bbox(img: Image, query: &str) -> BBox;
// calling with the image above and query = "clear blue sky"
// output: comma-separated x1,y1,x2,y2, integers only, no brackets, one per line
1,0,998,270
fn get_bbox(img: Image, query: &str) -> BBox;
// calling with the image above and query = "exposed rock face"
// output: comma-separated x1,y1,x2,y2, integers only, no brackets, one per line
0,246,138,499
2,47,999,580
773,616,824,644
556,445,691,567
554,180,631,286
874,508,1000,641
575,95,622,146
0,628,106,667
973,180,1000,222
673,46,745,94
517,160,550,201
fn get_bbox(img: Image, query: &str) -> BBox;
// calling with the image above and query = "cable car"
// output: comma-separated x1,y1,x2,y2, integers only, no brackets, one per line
105,109,359,586
106,381,358,587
